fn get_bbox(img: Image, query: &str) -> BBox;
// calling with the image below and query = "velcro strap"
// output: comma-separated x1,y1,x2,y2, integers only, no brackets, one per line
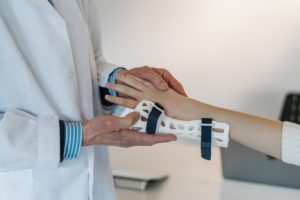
201,118,213,160
146,107,162,134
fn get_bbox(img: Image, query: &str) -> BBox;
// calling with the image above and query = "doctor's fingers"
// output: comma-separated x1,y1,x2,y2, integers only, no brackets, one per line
95,112,139,131
82,113,140,146
152,68,187,96
105,95,138,109
111,130,177,147
112,112,140,130
125,66,168,91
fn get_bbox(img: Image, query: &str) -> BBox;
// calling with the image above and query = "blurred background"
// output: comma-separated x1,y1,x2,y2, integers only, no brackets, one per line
98,0,300,199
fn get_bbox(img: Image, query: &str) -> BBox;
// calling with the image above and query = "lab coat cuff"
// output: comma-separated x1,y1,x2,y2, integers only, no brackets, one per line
107,67,127,96
37,115,60,168
98,66,126,87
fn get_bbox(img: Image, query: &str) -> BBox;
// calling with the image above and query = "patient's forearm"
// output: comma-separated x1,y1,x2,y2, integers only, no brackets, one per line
105,75,283,158
194,101,283,159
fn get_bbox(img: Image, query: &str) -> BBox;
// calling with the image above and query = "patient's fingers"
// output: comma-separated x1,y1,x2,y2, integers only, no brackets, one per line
106,82,142,99
116,74,147,91
105,95,138,108
116,74,156,92
125,74,156,90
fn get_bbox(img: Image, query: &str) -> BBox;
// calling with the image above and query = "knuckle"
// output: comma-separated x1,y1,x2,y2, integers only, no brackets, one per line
141,66,151,72
164,69,171,76
104,119,117,130
161,69,171,77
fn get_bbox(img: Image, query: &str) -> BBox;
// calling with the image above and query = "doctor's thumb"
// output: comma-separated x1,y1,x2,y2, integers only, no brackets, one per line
119,112,140,129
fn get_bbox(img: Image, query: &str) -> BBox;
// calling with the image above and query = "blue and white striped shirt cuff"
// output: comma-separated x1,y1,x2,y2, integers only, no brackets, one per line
108,67,126,97
63,122,83,160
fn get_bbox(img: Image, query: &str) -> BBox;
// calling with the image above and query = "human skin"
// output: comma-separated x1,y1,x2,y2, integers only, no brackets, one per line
105,73,283,158
81,66,186,147
82,112,176,147
117,66,187,96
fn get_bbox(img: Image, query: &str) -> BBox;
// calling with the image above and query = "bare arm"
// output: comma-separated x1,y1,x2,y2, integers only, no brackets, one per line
105,73,283,159
193,101,282,159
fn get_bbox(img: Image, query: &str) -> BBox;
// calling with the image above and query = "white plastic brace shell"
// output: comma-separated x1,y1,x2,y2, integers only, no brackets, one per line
132,100,230,148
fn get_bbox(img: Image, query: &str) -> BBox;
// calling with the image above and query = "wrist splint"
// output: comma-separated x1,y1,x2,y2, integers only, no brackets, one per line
131,100,230,160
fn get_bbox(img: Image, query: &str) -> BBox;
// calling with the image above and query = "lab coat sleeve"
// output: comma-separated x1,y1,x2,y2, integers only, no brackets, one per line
0,109,60,171
83,0,123,87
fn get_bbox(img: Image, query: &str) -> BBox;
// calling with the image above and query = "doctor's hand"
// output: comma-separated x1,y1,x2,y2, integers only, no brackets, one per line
117,66,187,96
81,112,177,147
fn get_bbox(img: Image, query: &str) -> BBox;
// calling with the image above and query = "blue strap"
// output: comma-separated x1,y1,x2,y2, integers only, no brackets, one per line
146,107,162,134
201,118,213,160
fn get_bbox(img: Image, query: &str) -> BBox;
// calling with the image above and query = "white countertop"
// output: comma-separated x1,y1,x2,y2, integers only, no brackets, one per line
109,139,300,200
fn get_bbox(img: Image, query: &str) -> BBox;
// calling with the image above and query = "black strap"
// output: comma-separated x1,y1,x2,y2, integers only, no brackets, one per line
201,118,213,160
59,120,65,162
146,107,162,134
99,87,114,106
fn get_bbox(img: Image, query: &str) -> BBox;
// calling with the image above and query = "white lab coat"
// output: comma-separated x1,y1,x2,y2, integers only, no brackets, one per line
0,0,117,199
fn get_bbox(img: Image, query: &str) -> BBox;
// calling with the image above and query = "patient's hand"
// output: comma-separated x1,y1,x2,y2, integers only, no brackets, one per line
105,74,200,120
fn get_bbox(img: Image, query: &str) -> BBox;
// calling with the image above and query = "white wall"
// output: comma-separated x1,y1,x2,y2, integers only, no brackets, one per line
98,1,300,190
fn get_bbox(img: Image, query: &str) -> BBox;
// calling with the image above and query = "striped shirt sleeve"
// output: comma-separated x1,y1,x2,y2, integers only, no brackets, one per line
62,122,83,161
